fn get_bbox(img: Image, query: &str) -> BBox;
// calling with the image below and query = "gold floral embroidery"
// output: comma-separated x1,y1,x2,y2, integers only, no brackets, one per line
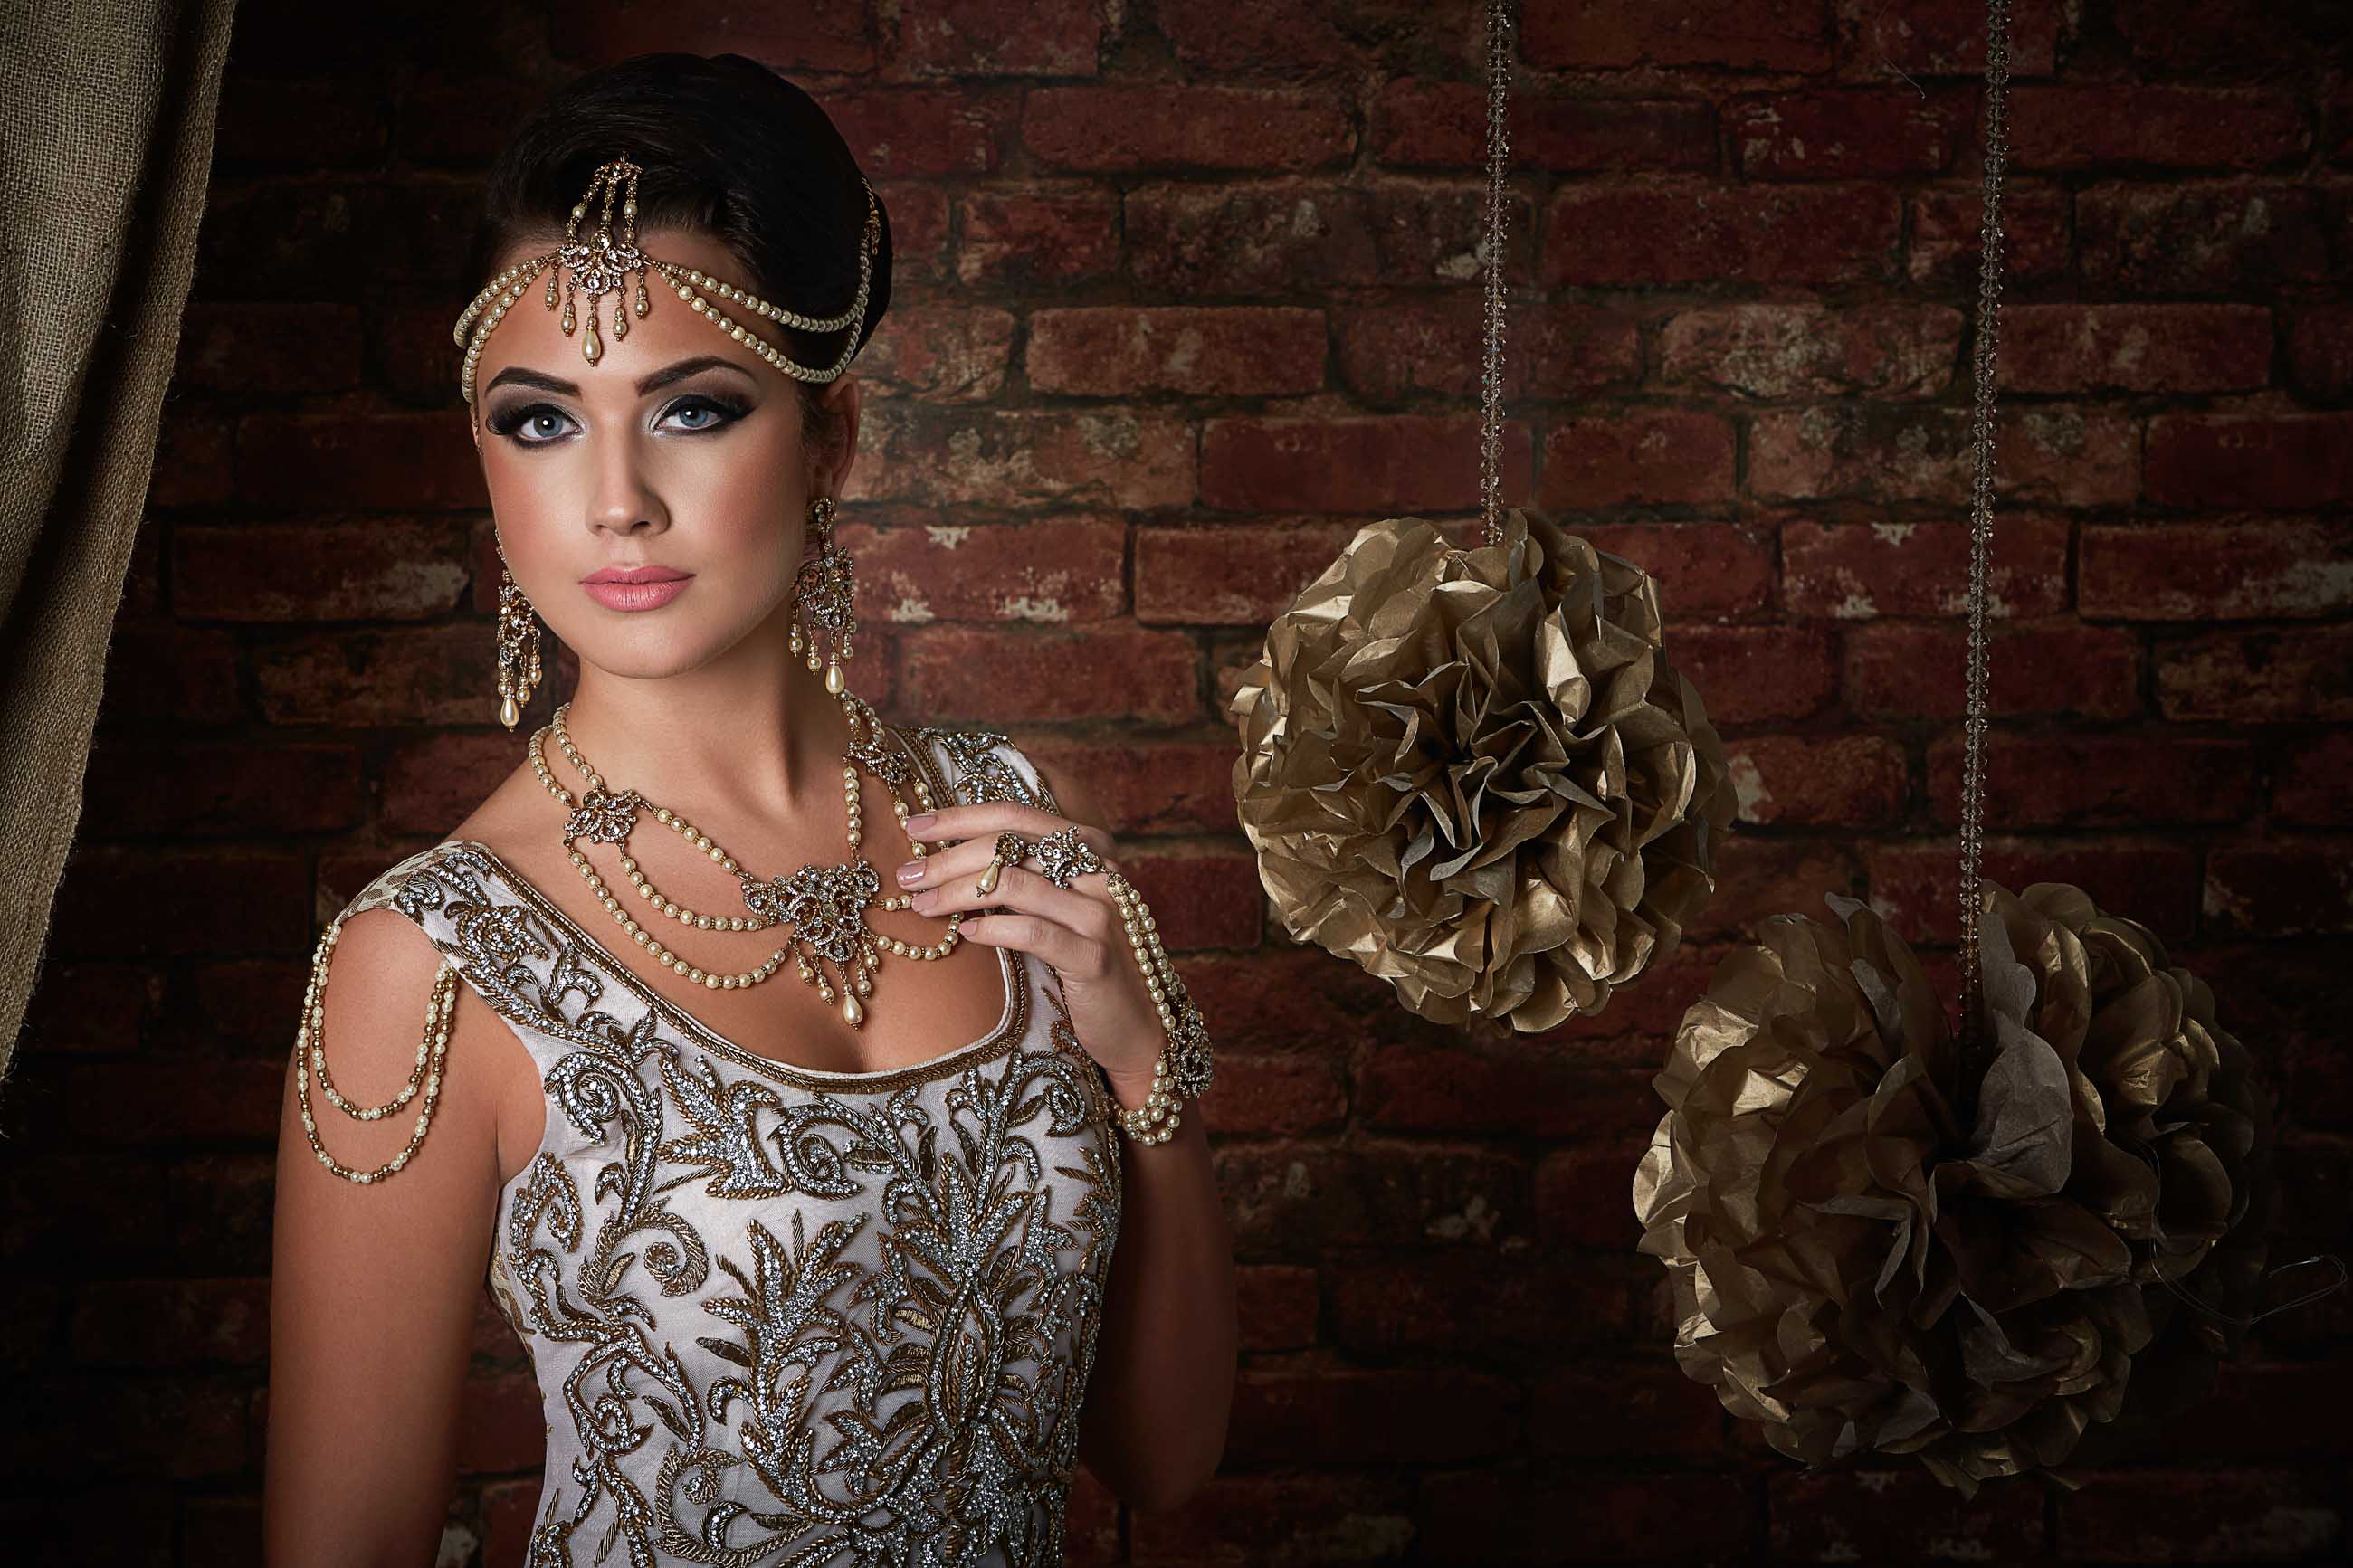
333,727,1120,1568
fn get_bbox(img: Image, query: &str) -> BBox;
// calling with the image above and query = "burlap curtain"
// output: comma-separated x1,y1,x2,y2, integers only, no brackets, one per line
0,0,239,1088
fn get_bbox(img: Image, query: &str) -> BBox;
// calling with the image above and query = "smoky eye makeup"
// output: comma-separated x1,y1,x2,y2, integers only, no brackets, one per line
484,390,756,447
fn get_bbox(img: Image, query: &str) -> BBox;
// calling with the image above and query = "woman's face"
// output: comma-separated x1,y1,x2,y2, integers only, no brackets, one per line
466,225,858,680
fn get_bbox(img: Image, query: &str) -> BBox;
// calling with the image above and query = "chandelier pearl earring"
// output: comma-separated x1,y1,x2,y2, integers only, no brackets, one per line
791,494,858,698
493,537,544,732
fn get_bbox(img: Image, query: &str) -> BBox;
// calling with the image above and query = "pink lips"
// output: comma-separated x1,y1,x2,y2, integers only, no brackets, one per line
583,565,692,612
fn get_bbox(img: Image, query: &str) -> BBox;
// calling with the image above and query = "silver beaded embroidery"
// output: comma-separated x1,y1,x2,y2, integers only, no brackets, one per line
334,730,1120,1567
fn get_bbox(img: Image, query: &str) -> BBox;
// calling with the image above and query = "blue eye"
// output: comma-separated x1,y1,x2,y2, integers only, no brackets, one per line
488,394,751,447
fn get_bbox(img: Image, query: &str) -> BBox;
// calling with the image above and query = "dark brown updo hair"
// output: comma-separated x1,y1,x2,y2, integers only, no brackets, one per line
463,52,891,452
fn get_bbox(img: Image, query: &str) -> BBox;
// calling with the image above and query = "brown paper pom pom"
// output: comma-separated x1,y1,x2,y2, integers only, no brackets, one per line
1231,507,1735,1032
1632,880,2278,1496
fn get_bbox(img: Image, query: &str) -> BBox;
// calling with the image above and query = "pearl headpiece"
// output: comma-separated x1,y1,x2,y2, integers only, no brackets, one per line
450,151,881,406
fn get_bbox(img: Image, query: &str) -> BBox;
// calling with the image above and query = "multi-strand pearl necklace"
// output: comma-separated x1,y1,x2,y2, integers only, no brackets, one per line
525,692,955,1028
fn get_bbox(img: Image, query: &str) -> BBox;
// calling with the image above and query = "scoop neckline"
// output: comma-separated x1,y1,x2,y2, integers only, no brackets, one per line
437,836,1025,1090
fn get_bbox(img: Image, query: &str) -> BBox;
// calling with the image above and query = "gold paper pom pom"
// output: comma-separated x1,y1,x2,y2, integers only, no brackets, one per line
1230,506,1735,1032
1632,879,2278,1496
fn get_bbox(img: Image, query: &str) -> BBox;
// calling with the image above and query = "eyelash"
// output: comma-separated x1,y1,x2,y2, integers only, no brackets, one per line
488,394,751,447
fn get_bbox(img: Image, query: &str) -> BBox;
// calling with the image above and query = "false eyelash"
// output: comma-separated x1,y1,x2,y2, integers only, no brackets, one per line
487,394,752,444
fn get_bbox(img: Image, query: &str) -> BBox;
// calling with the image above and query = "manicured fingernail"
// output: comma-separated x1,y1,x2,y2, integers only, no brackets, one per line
910,888,936,913
895,861,924,886
905,813,937,834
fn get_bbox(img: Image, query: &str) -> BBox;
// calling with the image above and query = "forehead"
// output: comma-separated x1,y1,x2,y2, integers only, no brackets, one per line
473,225,767,394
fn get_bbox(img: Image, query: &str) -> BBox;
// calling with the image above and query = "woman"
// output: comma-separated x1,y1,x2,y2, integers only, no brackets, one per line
265,53,1235,1565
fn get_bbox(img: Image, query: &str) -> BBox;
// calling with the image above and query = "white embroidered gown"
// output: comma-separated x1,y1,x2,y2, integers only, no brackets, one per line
323,727,1124,1567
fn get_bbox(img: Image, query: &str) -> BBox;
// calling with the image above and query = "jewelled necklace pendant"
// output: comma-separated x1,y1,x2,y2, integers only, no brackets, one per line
743,860,883,1026
563,784,648,847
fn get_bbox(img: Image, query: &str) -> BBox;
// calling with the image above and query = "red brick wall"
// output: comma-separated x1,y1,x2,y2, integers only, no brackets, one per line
6,1,2350,1562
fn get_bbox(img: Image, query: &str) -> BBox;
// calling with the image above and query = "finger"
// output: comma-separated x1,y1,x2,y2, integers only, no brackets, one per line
904,803,1112,855
915,863,1115,939
957,910,1105,977
899,822,1119,883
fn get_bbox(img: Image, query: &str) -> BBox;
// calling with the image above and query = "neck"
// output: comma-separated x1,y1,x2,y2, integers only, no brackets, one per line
547,628,858,841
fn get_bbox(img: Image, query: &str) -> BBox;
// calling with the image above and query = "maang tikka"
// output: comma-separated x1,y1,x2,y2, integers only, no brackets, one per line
456,148,882,729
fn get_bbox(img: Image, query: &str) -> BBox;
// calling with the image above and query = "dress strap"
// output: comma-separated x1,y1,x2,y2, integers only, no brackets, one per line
903,723,1060,813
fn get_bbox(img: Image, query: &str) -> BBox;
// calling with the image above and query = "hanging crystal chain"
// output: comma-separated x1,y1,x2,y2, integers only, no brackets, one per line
1479,0,1513,546
1956,0,2013,1069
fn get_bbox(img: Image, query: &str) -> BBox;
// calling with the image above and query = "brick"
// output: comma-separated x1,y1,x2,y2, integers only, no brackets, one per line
196,179,475,293
1925,735,2256,828
1863,837,2202,955
1327,1254,1628,1353
842,518,1126,624
1176,947,1434,1056
81,740,364,837
16,960,159,1058
1119,845,1262,951
2056,1468,2341,1562
167,1154,279,1274
1234,1265,1319,1353
253,624,497,727
213,74,386,165
1225,1368,1521,1468
2083,519,2353,621
1024,85,1352,171
2158,626,2353,723
149,405,234,508
1337,295,1641,401
1524,0,1834,71
384,729,536,835
1371,79,1715,171
1358,1048,1656,1140
172,302,363,394
853,404,1193,509
1730,90,1965,180
34,1058,286,1148
70,1278,272,1367
456,1370,546,1475
1842,0,2061,76
821,88,1008,179
1200,1052,1345,1136
1539,407,1737,507
1659,302,1964,400
1728,734,1910,827
2004,303,2274,394
2079,182,2333,294
897,623,1200,725
2284,304,2353,401
183,1492,266,1568
1215,1143,1528,1259
1200,415,1533,514
1909,180,2072,287
1135,523,1353,624
1752,404,2138,508
1769,1465,2044,1563
1573,519,1775,621
2275,730,2353,826
1157,0,1366,76
1783,515,2070,620
0,1373,250,1479
2112,2,2328,77
2146,413,2353,509
1027,306,1326,397
1416,1468,1757,1564
1013,735,1242,835
395,71,546,165
882,0,1097,75
1531,1363,1723,1459
50,844,310,959
1543,180,1900,287
234,411,481,509
175,518,472,622
1533,1141,1657,1251
2010,84,2307,171
954,186,1119,287
0,1495,171,1560
1669,623,1839,725
558,5,871,74
876,181,953,285
854,302,1016,402
1127,180,1536,295
1129,1471,1417,1565
1843,622,2141,721
2205,842,2353,936
0,1153,171,1275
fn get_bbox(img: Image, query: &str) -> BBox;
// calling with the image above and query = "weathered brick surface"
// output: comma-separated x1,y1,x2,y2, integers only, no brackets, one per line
15,5,2350,1563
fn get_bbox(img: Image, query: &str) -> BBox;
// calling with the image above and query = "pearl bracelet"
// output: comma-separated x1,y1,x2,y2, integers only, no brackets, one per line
1102,870,1215,1145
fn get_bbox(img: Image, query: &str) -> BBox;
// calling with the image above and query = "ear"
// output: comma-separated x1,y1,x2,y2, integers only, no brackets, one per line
813,374,862,498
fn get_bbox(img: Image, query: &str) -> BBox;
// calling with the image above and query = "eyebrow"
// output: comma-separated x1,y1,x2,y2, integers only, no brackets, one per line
482,354,758,398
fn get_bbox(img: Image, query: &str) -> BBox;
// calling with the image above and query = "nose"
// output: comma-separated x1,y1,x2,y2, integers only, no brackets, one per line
588,427,667,538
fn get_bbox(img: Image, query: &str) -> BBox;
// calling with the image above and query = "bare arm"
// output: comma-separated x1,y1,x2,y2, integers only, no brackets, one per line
264,906,506,1567
1062,763,1235,1509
